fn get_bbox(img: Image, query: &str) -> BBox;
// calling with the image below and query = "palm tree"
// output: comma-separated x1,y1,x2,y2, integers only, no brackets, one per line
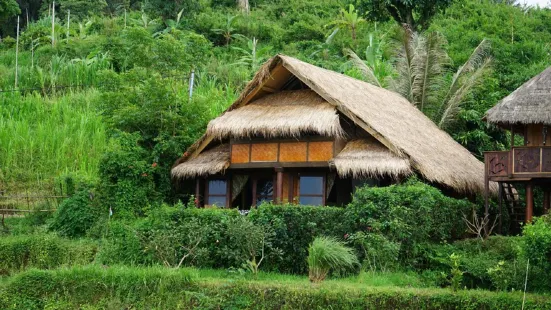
310,28,339,60
326,4,365,41
212,15,245,46
346,27,491,130
343,31,393,87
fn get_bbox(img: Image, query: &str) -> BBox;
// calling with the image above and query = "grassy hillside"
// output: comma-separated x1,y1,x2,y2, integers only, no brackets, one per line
0,0,550,195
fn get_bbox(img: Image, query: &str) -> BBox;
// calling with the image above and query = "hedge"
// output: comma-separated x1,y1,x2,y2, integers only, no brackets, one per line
96,181,474,274
1,266,550,310
0,234,97,275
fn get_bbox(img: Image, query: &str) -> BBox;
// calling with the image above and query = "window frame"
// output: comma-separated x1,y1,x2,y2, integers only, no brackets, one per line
205,178,230,208
252,174,276,207
298,174,326,206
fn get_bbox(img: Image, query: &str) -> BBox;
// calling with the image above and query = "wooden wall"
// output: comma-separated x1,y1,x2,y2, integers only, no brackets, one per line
525,124,551,146
230,140,335,165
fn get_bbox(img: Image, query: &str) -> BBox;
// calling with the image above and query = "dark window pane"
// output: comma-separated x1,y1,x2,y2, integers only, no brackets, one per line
208,180,227,195
299,176,323,195
299,196,323,206
208,196,226,207
258,179,273,197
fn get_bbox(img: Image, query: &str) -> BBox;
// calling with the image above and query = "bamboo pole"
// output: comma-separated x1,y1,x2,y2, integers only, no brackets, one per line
188,68,195,102
51,1,55,46
66,10,70,43
15,16,19,89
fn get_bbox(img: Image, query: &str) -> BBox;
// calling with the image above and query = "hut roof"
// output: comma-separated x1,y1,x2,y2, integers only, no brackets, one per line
485,66,551,126
173,55,488,195
331,139,412,178
171,144,229,178
206,89,342,139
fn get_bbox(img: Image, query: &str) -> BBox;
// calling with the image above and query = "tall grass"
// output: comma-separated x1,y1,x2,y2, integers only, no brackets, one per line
0,90,107,190
0,49,110,93
307,236,359,283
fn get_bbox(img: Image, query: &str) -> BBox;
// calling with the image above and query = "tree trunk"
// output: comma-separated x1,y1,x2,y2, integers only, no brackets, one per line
238,0,250,15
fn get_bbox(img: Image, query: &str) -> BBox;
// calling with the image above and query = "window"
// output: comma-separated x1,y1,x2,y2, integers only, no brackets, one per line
256,178,274,205
299,176,324,206
207,179,227,207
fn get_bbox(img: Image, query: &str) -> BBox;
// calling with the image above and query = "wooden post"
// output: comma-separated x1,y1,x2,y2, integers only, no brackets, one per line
252,178,258,208
544,187,550,214
498,182,503,234
526,182,534,223
225,177,231,208
276,168,284,204
509,126,514,178
195,179,201,208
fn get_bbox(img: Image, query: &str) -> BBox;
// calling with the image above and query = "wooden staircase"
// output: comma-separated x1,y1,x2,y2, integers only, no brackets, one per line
501,183,524,233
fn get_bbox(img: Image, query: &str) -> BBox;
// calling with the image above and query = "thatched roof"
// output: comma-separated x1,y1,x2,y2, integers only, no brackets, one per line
171,144,229,178
485,66,551,126
173,55,489,195
207,89,342,139
332,139,412,178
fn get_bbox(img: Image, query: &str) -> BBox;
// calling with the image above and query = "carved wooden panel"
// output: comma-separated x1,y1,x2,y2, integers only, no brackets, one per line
514,148,540,173
251,143,278,162
486,152,509,177
308,141,334,162
279,142,307,162
542,148,551,172
231,144,250,164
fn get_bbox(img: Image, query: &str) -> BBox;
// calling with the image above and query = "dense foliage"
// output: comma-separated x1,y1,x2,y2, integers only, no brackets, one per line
2,266,551,310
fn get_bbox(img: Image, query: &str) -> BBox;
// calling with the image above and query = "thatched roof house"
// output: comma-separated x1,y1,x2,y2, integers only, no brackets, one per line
173,55,487,208
486,66,551,126
483,65,551,226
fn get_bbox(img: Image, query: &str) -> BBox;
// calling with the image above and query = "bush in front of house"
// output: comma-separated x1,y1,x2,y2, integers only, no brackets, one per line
249,203,349,274
522,215,551,269
345,178,473,267
96,180,474,275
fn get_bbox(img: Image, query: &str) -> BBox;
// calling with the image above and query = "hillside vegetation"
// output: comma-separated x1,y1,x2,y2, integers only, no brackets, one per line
4,2,551,308
0,0,550,196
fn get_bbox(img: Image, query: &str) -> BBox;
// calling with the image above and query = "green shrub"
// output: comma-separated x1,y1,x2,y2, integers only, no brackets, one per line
97,206,243,268
0,266,196,309
0,234,97,275
522,215,551,269
249,203,348,274
348,231,400,272
345,179,473,266
49,188,98,238
307,236,359,282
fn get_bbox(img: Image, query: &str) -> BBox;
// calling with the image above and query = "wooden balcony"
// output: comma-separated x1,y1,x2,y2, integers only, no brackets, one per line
485,147,551,181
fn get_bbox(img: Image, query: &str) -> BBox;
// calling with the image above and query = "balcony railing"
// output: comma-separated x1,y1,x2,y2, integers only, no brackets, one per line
485,147,551,179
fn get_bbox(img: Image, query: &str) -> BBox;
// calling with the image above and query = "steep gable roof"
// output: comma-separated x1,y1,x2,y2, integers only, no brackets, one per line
485,66,551,126
174,55,487,194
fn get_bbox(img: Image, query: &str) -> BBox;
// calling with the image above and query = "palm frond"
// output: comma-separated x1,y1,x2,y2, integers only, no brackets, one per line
343,48,381,87
437,58,492,129
411,31,450,112
389,26,416,102
443,39,490,104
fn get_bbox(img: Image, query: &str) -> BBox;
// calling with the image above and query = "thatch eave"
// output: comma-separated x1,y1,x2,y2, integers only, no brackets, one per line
331,139,413,179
